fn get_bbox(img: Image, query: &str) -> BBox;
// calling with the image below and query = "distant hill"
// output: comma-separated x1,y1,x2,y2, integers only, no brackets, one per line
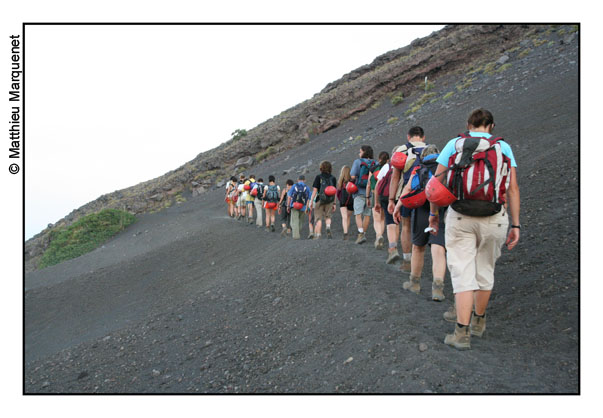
25,24,555,271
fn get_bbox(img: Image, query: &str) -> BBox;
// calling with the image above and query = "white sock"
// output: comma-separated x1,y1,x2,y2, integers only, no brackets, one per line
358,228,364,233
403,253,412,261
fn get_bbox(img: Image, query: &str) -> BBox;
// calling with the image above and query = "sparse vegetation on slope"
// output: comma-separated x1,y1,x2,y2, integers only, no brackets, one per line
39,209,136,269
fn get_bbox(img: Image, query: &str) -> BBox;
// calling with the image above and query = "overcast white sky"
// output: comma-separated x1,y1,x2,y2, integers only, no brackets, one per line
24,24,444,239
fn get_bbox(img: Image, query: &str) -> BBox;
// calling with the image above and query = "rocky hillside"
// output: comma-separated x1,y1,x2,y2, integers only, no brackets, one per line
25,24,573,271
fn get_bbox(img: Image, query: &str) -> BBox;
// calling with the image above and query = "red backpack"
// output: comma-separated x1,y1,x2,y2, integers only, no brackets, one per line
446,132,511,216
376,166,393,198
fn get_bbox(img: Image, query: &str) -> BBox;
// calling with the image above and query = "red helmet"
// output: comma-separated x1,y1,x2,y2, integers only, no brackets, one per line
325,186,337,196
345,182,358,194
292,202,304,210
425,176,457,207
391,151,408,170
266,202,277,210
244,184,251,191
250,187,258,196
400,190,427,209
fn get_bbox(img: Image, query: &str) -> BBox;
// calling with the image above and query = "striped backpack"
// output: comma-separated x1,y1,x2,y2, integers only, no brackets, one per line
446,132,511,216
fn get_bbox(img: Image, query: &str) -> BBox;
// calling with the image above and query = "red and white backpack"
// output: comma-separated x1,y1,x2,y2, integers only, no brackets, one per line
446,132,511,216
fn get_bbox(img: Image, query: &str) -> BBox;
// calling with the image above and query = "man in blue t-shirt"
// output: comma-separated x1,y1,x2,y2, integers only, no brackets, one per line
427,108,521,350
350,145,374,244
287,175,311,240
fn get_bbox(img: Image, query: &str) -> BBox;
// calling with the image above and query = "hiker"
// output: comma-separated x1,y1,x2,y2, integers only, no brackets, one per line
263,175,281,232
367,151,389,249
336,165,354,240
350,145,376,244
236,174,246,220
309,161,338,239
278,179,294,237
252,178,265,227
225,176,238,218
427,108,520,350
388,126,428,272
244,175,256,224
374,157,400,264
287,175,311,240
394,144,447,301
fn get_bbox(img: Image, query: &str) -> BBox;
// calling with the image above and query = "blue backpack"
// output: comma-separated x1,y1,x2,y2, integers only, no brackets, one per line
291,183,308,206
265,185,279,203
356,158,376,188
410,154,439,193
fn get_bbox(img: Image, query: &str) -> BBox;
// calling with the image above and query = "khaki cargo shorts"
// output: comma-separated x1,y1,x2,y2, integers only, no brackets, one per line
445,206,508,293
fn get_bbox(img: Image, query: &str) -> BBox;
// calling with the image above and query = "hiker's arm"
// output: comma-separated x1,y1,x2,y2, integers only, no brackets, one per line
401,171,415,197
505,167,521,250
311,187,318,206
374,178,381,211
388,167,401,214
393,198,403,224
428,164,448,235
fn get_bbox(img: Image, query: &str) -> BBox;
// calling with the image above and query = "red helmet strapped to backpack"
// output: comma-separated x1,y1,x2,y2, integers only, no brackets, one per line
325,186,337,196
425,176,457,207
244,184,251,191
250,187,258,196
265,202,277,210
345,182,358,194
292,202,304,210
400,190,427,209
391,151,408,170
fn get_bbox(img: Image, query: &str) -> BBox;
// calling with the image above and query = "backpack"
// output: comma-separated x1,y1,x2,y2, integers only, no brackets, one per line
446,132,511,216
265,184,279,203
392,142,425,199
291,183,308,207
318,175,336,204
376,166,393,198
256,184,265,200
356,158,376,189
410,154,439,193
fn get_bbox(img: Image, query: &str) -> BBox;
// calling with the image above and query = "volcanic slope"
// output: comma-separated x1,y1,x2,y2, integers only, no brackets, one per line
25,31,579,393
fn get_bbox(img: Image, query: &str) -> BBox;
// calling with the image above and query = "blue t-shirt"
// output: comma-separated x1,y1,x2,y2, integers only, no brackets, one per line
436,132,517,168
287,181,311,211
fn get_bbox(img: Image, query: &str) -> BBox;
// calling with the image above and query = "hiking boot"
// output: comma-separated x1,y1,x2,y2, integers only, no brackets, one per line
400,259,411,273
470,312,486,337
281,229,287,237
444,324,471,350
343,233,349,241
386,248,400,264
314,234,321,239
402,274,421,294
432,279,445,302
443,304,457,323
375,235,385,250
327,228,332,239
355,232,366,244
307,233,314,240
271,225,275,232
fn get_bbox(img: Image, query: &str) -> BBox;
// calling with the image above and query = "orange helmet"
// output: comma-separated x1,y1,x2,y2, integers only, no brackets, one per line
265,202,277,210
345,182,358,194
293,202,304,210
391,151,408,170
425,176,457,207
400,190,427,209
325,186,337,196
250,188,258,196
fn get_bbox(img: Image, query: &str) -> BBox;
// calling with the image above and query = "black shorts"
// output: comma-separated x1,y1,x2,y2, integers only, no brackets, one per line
381,196,396,226
411,205,446,247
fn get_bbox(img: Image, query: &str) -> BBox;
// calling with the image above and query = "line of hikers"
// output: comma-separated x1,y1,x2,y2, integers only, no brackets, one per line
223,109,521,350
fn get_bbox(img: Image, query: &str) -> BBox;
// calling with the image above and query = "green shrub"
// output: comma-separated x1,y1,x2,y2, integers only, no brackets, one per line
443,91,454,100
39,209,136,269
496,63,512,73
483,62,497,76
371,101,382,110
231,129,247,141
391,94,405,105
518,48,532,59
256,146,277,162
387,117,399,124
